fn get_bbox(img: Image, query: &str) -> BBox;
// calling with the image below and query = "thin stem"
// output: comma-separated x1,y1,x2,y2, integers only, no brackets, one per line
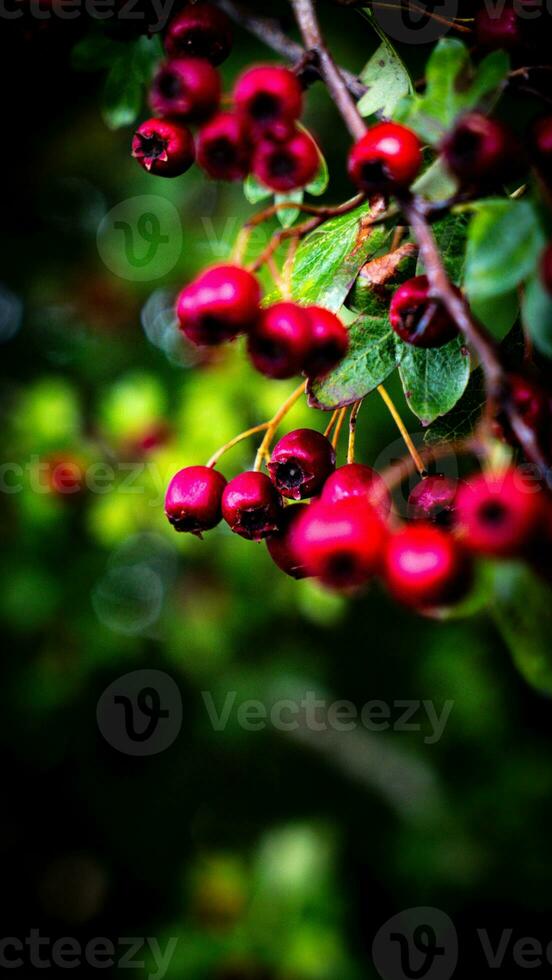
370,0,471,32
253,381,307,471
377,384,426,476
331,407,348,451
207,422,271,468
347,400,363,464
243,195,366,231
267,254,287,294
324,408,340,438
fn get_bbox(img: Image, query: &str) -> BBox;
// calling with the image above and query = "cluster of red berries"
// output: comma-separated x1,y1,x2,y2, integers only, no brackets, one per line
164,426,552,610
474,0,550,57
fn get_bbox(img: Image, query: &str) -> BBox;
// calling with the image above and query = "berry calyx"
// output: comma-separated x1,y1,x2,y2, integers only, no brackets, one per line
455,468,545,558
268,428,336,500
384,523,470,609
176,264,261,346
252,129,319,192
475,5,522,49
292,498,387,589
197,112,251,181
164,3,232,65
222,471,283,540
132,118,195,177
165,465,227,534
234,65,303,140
541,243,552,294
321,463,392,520
302,307,349,379
389,275,459,348
441,113,521,185
266,504,310,578
150,58,221,123
248,302,312,379
348,123,422,194
408,475,458,526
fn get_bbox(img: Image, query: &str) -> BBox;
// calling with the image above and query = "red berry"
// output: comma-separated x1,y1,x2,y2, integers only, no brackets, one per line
384,523,470,609
292,498,387,589
164,2,232,65
455,468,545,557
176,264,261,346
408,475,458,527
442,113,521,184
46,455,85,497
321,463,392,520
389,275,459,348
252,129,319,192
532,115,552,166
302,307,349,379
165,465,227,534
222,471,283,540
266,504,310,579
234,65,303,140
132,117,195,177
541,243,552,294
348,123,422,194
491,372,551,447
268,428,336,501
475,5,522,49
248,302,312,379
150,58,221,123
197,112,251,181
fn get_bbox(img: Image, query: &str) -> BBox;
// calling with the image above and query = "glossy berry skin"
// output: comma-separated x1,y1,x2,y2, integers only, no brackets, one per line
234,65,303,140
165,465,227,534
389,275,459,349
164,3,232,65
222,471,283,541
197,112,251,181
268,429,336,501
455,468,545,558
132,118,195,177
248,303,312,379
303,307,349,379
266,504,310,579
475,5,521,49
441,113,520,185
150,58,221,123
541,243,552,294
384,524,470,609
252,129,319,192
292,499,387,589
177,264,261,346
321,463,392,520
348,123,422,194
408,475,458,527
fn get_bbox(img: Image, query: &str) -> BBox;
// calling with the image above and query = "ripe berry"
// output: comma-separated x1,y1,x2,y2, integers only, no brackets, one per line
150,58,221,123
532,115,552,166
491,372,551,448
292,498,387,589
197,112,251,181
268,428,336,501
348,123,422,194
266,504,310,579
321,463,392,519
252,129,319,192
248,302,311,379
384,524,470,609
441,113,521,185
408,475,458,527
132,118,195,177
222,471,283,540
46,455,85,497
234,65,303,140
389,275,459,348
475,5,522,49
541,243,552,294
177,264,261,346
302,307,349,379
165,465,227,534
455,468,545,557
164,3,232,65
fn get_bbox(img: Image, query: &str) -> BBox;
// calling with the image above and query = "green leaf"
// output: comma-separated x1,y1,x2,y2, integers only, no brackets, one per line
358,39,412,119
306,151,329,197
412,157,458,203
491,563,552,695
418,214,467,284
275,190,304,228
243,174,272,205
102,54,143,130
424,366,485,444
71,33,121,71
398,337,471,425
308,314,399,409
469,290,520,340
522,273,552,358
464,199,545,302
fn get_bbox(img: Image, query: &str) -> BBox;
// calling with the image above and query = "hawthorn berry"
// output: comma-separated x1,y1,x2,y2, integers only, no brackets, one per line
268,428,336,500
455,468,545,558
252,129,319,192
132,118,195,177
248,302,312,379
176,264,261,346
222,471,283,540
45,455,85,497
291,498,387,589
348,122,422,195
321,463,392,520
197,112,251,181
389,275,459,348
302,307,349,379
442,113,521,185
164,3,232,65
150,58,221,123
234,65,303,140
165,465,227,534
384,524,470,609
475,5,522,49
541,244,552,294
266,503,310,579
532,115,552,166
491,372,551,448
408,475,458,527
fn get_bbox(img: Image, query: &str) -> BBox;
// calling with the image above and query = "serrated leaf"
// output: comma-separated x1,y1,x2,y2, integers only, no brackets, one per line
308,314,399,409
306,152,329,197
275,190,304,228
102,55,143,130
243,174,272,205
398,337,471,425
464,199,545,302
522,273,552,358
424,365,486,444
71,33,121,71
358,39,412,119
491,562,552,695
350,243,418,313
